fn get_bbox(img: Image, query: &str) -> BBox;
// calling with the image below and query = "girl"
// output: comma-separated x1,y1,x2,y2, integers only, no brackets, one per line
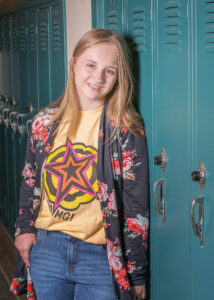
13,29,149,300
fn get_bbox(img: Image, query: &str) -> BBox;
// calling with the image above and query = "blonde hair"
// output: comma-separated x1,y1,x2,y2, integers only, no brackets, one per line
48,28,143,137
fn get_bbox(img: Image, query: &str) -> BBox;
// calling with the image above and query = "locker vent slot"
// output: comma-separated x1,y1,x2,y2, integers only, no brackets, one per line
12,26,18,52
4,25,10,53
19,25,26,52
29,24,36,52
53,20,61,52
164,0,181,53
40,22,48,52
132,6,146,52
205,1,214,53
107,11,119,33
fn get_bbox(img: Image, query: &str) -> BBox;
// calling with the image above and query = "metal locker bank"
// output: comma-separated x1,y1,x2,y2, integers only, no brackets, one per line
91,1,214,300
0,0,67,233
0,0,214,299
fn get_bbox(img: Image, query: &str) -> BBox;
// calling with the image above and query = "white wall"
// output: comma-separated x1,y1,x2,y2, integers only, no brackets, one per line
66,0,92,70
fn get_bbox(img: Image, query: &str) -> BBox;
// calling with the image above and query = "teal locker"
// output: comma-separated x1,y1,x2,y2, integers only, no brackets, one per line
38,6,51,107
19,12,28,112
11,14,20,108
3,16,12,101
0,0,67,234
191,1,214,299
26,9,39,113
92,0,214,299
50,2,67,102
125,1,153,296
8,15,20,232
1,16,12,228
152,0,191,299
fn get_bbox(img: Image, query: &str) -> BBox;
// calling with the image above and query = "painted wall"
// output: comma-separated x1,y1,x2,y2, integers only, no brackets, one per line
66,0,92,70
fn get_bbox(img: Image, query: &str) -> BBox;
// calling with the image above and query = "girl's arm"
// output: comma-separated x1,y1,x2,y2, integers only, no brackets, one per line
121,129,149,286
15,125,37,237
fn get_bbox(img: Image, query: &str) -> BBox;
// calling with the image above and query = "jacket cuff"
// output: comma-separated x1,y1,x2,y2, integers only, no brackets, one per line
15,225,37,238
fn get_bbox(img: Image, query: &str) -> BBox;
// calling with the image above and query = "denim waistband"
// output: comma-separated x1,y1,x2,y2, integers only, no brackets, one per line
37,228,106,247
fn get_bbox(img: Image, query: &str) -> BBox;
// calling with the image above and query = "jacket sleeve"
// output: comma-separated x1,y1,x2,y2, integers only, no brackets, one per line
15,126,37,237
121,130,149,286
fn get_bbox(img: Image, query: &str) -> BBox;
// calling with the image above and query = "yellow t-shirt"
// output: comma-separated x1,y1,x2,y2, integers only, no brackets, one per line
35,106,106,244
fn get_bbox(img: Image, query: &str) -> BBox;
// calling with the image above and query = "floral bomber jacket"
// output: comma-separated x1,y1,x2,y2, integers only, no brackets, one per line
14,103,149,300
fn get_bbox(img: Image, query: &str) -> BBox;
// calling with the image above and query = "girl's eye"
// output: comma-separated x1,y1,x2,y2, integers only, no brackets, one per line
87,64,95,69
106,69,115,75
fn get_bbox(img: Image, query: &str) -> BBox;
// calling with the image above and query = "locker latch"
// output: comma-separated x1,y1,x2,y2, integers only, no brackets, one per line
154,148,166,172
191,162,206,189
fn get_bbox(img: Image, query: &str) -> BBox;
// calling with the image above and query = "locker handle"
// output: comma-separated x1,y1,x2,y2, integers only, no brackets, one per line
2,108,12,128
10,111,18,133
191,196,204,246
153,178,165,222
17,113,27,136
26,119,32,135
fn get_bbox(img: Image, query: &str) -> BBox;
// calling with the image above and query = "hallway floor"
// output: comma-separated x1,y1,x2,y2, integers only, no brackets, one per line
0,223,25,300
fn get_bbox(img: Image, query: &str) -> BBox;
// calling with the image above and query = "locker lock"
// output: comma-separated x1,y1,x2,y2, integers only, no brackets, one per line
3,96,9,104
11,97,17,106
191,162,206,189
26,103,35,115
154,148,166,172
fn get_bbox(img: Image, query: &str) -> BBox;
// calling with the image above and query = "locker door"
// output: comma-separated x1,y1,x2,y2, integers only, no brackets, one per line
38,7,51,108
19,13,28,112
50,2,67,102
26,9,38,113
3,16,12,102
0,17,3,97
125,2,153,296
8,15,20,232
1,16,12,227
11,14,20,108
191,1,214,299
152,1,191,299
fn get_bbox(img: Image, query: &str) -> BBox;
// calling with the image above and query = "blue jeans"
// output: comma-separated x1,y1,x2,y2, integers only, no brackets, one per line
30,229,116,300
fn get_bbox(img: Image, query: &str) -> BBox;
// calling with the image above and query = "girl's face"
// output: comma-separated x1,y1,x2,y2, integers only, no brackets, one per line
73,43,118,110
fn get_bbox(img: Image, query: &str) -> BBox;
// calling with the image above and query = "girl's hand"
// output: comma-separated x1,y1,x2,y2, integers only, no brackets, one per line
132,284,146,299
15,233,37,267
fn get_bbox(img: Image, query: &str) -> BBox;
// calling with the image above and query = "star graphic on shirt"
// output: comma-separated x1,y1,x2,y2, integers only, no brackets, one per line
44,140,97,211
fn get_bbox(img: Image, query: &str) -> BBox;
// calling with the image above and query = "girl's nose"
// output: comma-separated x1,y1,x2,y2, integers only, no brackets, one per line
94,69,105,83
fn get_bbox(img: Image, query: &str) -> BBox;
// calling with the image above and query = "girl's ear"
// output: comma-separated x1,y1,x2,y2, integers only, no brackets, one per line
69,57,75,73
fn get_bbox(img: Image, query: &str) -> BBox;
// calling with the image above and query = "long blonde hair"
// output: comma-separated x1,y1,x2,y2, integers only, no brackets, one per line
48,28,143,137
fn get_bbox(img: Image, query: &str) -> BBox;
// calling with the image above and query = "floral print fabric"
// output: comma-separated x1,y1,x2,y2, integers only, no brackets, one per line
14,104,149,300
